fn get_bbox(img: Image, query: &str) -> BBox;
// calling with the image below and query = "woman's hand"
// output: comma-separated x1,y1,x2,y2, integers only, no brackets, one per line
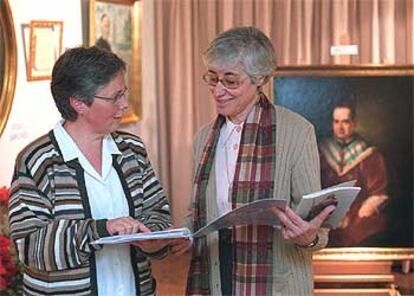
170,237,193,255
131,237,192,254
272,205,335,246
106,216,150,235
106,220,193,254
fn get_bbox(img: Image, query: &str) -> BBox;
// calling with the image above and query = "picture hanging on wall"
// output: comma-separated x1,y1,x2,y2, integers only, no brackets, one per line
274,66,414,261
27,20,63,81
89,0,142,123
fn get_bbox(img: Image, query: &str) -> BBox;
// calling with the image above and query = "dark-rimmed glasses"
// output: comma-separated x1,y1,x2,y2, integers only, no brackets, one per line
94,87,128,104
202,72,247,89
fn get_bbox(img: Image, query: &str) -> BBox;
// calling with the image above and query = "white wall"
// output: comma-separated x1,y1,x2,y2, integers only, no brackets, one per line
0,0,82,186
0,0,158,187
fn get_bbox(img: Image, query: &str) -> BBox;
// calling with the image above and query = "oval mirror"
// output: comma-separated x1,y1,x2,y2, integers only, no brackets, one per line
0,0,17,137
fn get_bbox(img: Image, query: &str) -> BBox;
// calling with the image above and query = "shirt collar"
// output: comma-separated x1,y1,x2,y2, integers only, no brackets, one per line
225,117,244,129
53,120,121,162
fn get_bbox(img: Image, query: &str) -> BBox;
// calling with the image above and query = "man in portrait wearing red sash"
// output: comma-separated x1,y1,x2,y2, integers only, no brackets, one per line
319,101,390,247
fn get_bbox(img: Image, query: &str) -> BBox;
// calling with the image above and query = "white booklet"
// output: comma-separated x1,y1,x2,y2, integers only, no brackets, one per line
193,198,287,237
91,198,286,245
295,180,360,228
91,181,360,245
91,227,193,245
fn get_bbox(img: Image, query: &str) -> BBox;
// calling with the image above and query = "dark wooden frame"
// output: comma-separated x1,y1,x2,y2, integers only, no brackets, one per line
274,65,414,261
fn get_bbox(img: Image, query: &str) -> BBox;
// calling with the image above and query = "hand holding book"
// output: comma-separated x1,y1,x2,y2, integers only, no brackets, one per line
91,181,360,245
295,180,361,228
130,234,191,255
271,181,360,247
272,204,336,247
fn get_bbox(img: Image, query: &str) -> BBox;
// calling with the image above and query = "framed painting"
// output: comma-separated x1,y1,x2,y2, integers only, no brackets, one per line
28,20,63,81
0,0,17,137
89,0,142,123
273,65,414,260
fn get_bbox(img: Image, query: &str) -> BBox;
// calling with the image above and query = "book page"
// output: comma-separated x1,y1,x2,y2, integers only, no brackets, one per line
91,227,192,245
295,183,361,228
193,199,287,237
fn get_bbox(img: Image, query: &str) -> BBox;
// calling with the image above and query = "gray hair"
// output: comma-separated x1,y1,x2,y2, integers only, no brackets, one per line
203,26,276,83
51,46,126,121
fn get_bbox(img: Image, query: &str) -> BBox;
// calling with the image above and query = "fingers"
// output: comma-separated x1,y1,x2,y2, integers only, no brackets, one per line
274,206,320,246
131,237,192,255
310,205,336,229
106,216,148,235
273,206,303,231
132,239,168,252
137,222,151,233
170,237,193,256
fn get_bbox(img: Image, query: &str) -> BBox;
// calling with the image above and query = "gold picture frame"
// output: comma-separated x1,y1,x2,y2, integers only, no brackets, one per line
314,247,414,261
274,65,414,261
89,0,142,123
28,20,63,81
0,0,17,136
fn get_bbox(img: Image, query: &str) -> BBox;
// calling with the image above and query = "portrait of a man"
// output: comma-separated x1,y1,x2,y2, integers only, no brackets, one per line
319,101,390,247
274,75,413,248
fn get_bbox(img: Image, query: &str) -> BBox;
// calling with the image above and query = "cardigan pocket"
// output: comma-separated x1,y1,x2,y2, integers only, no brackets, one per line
273,266,291,292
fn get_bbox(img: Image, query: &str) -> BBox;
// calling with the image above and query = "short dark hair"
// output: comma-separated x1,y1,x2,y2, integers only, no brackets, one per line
333,100,356,121
50,46,126,121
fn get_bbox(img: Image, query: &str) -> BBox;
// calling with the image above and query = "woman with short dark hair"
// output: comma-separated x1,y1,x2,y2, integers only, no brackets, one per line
9,46,181,295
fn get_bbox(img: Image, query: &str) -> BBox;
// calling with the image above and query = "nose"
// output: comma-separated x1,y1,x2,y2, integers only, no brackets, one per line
119,93,129,110
212,82,227,97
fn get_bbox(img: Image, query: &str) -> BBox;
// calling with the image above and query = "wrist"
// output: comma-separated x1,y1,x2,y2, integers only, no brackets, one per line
96,219,111,238
297,235,319,248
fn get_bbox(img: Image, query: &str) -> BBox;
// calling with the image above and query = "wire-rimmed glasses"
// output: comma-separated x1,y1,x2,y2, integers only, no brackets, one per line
94,87,128,104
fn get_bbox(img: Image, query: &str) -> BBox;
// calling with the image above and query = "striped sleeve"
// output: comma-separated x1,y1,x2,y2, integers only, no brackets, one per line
8,160,106,272
133,140,172,231
118,134,173,259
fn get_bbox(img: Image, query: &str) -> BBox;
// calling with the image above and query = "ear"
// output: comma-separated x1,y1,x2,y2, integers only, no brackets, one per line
69,97,88,115
255,76,267,88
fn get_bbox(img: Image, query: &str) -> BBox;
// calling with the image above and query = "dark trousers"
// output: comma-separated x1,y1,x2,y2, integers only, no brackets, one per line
219,228,233,296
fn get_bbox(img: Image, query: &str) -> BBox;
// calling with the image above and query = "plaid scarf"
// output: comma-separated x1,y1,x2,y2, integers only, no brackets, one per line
187,94,277,295
319,135,370,176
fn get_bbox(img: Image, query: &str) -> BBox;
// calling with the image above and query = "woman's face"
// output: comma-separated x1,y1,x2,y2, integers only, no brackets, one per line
204,63,259,124
81,71,128,135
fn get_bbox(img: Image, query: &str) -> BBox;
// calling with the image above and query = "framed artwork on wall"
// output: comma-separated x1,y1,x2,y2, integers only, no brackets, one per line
89,0,142,123
273,65,414,261
28,20,63,81
0,0,17,137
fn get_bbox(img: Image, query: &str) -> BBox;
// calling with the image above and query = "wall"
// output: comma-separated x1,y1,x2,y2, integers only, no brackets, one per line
0,0,159,188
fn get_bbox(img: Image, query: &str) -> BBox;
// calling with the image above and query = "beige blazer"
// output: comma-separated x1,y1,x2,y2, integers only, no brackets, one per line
188,105,329,295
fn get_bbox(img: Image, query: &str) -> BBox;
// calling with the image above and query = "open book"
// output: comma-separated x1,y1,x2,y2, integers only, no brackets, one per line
91,227,194,245
91,181,360,244
91,199,286,245
295,180,360,228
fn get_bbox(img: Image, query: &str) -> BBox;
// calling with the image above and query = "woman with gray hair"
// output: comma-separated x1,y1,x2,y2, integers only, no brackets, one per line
181,26,335,295
9,46,187,295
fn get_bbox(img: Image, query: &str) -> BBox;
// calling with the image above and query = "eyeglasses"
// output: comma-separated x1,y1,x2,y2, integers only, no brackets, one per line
94,88,128,104
202,72,247,89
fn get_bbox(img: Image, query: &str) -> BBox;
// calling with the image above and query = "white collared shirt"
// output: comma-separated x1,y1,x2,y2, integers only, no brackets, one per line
215,119,243,216
53,120,136,296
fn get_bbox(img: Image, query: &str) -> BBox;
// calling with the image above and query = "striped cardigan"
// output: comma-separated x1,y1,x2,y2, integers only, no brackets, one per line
8,130,172,296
